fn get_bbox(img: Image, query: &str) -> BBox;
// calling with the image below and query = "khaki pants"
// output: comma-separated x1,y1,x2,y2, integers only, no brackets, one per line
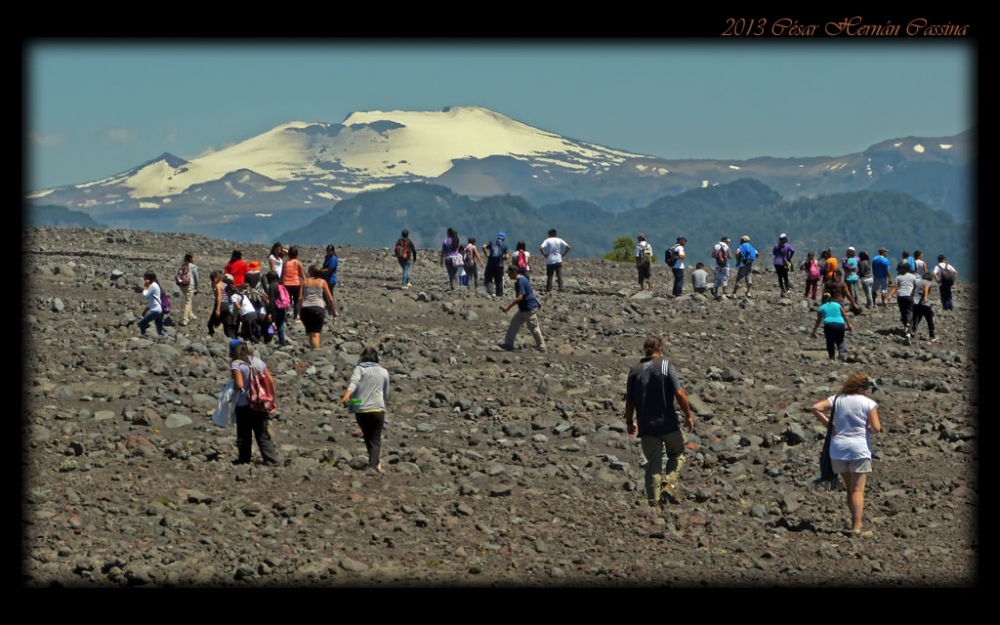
504,309,545,350
180,284,196,324
641,430,686,505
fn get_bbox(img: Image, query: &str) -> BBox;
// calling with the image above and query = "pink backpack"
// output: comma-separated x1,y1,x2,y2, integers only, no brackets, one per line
808,260,821,280
275,284,291,310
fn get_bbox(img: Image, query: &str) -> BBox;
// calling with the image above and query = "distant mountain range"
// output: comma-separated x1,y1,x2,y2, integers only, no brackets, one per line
26,106,973,236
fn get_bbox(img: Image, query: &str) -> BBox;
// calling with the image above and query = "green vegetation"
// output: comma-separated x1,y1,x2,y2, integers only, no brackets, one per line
602,237,637,263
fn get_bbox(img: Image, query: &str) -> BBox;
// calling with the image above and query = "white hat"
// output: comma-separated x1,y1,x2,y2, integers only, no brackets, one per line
847,246,856,252
779,233,787,239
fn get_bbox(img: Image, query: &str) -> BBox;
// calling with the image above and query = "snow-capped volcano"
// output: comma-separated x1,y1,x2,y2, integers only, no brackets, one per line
28,106,645,210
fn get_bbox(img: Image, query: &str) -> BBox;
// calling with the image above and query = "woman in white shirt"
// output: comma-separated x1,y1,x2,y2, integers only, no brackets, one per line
811,373,881,536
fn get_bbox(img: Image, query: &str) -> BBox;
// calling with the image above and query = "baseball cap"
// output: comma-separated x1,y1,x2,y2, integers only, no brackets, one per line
223,273,234,283
847,246,855,252
721,236,731,242
229,339,244,353
740,235,750,242
498,232,506,240
637,233,646,241
779,233,787,239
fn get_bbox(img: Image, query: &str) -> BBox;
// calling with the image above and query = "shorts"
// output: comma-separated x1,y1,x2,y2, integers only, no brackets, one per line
873,277,888,294
300,305,325,334
735,263,753,285
832,458,872,474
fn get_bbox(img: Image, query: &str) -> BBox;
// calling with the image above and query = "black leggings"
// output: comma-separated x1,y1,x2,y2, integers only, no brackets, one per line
355,410,385,470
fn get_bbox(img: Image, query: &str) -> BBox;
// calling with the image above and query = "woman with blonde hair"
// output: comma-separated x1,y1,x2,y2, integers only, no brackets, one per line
811,373,881,536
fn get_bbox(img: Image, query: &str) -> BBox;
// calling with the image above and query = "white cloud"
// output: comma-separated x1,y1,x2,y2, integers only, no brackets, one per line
101,127,137,145
29,130,66,146
164,128,178,143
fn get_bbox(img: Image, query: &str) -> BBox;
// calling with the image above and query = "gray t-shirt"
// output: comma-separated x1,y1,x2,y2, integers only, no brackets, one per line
691,269,708,290
895,273,917,298
914,278,934,306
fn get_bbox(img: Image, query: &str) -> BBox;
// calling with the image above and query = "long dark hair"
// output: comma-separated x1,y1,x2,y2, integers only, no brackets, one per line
229,250,242,262
446,228,459,252
358,346,379,364
270,242,283,257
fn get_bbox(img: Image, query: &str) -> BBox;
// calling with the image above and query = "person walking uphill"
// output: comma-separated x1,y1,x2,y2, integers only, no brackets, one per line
773,234,796,296
811,373,881,536
482,232,509,297
394,230,417,289
176,252,199,326
229,339,279,466
341,347,390,473
440,227,464,290
635,234,653,291
500,265,546,351
625,335,695,508
539,229,571,294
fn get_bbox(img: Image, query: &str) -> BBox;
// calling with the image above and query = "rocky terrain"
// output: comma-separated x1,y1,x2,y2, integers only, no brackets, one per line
22,226,977,587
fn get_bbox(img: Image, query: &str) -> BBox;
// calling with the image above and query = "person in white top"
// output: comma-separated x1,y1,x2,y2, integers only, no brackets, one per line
932,254,958,311
669,237,687,296
634,234,653,291
712,236,733,297
539,229,571,294
138,271,167,337
811,373,881,536
268,242,286,281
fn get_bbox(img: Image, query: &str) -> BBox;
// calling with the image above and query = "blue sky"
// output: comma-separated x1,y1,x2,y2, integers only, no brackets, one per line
26,41,974,191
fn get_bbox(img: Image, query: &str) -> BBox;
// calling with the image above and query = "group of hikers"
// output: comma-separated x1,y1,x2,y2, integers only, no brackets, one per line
137,227,960,530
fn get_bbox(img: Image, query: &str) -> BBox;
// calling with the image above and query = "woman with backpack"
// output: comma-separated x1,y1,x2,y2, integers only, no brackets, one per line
439,227,463,290
300,264,339,350
462,237,484,291
341,346,390,473
229,339,279,466
514,240,533,279
800,252,822,301
138,271,167,337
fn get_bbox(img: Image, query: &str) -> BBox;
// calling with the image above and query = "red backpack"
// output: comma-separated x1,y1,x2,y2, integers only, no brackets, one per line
516,250,529,272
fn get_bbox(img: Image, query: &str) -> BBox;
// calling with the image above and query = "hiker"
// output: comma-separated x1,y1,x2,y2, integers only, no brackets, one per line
635,234,653,291
514,240,533,279
440,227,463,290
773,234,796,296
264,270,289,347
823,269,860,311
910,272,939,343
539,229,571,294
341,346,390,474
821,248,838,281
394,230,417,289
220,276,239,339
810,373,880,536
224,250,249,288
177,252,199,326
320,244,339,314
301,264,338,350
842,247,860,305
667,237,687,296
857,251,874,309
462,237,484,291
138,271,167,337
207,270,228,337
932,255,958,311
690,262,709,293
872,247,893,308
268,242,286,281
812,292,854,361
733,235,757,297
913,250,927,278
500,265,546,352
625,335,695,508
887,261,918,343
230,283,261,343
800,252,822,301
482,232,509,297
229,339,279,466
281,246,306,323
711,236,732,297
244,260,263,290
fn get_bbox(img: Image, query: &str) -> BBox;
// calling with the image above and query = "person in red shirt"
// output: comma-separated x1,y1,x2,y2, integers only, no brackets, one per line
224,250,250,287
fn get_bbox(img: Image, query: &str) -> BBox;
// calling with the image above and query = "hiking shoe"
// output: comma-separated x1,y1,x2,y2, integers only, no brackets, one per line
661,483,681,505
930,337,940,343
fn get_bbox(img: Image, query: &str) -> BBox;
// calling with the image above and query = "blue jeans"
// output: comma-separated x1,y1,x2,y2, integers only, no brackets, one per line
139,310,165,336
672,267,684,296
399,259,412,286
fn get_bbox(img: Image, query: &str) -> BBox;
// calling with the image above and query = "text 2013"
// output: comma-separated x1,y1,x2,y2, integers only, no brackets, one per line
721,18,768,36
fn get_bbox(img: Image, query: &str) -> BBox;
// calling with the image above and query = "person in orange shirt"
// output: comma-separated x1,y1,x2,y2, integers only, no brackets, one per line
821,248,839,281
280,246,306,323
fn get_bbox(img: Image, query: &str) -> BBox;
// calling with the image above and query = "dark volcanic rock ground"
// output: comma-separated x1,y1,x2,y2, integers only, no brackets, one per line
22,227,977,586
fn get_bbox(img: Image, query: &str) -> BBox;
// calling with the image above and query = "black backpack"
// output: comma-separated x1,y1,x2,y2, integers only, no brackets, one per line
664,245,678,267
